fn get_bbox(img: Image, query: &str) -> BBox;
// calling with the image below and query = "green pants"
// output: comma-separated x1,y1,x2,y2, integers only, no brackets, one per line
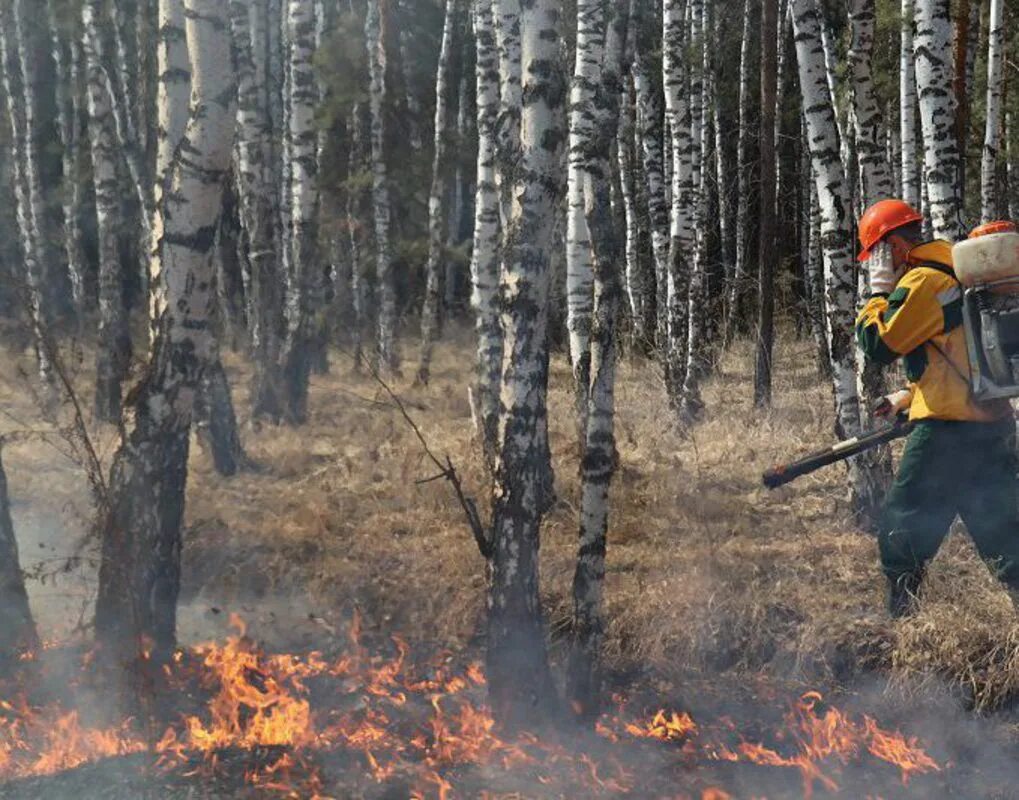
879,418,1019,586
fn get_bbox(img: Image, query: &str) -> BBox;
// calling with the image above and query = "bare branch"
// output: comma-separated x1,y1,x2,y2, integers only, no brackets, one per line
341,349,493,559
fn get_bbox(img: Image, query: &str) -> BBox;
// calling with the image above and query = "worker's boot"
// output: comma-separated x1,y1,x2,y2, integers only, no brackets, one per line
887,572,923,619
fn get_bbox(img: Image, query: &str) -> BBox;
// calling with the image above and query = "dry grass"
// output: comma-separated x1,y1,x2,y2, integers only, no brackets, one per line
4,325,1019,710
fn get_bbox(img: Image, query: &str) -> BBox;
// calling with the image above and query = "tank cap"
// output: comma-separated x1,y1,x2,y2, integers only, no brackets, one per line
969,220,1018,238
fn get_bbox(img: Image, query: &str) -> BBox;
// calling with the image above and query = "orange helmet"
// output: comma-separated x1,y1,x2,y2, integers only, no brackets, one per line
969,220,1017,238
857,199,923,262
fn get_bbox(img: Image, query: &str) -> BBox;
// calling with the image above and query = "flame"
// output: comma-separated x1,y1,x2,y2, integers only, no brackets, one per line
616,691,940,799
0,617,942,799
625,709,697,741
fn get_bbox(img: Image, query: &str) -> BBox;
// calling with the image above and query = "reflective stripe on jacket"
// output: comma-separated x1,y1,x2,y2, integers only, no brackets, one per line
855,240,1012,423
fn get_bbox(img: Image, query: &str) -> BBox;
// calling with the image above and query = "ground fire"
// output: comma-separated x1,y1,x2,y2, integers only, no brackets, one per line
0,614,943,799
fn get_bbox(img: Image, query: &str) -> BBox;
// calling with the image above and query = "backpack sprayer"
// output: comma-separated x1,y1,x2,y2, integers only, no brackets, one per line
763,221,1019,490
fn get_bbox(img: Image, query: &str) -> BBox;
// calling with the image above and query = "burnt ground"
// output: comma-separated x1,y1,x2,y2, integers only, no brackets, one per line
5,328,1019,796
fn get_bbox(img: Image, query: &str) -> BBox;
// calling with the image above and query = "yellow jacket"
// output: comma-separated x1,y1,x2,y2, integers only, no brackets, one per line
855,240,1012,423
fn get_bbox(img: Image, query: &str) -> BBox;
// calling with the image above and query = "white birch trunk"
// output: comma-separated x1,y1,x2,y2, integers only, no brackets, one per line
565,0,605,438
470,0,502,462
980,0,1004,222
280,0,320,422
494,0,522,227
848,0,894,204
847,0,893,515
617,76,648,345
806,158,831,376
48,0,87,317
84,0,132,419
397,0,424,151
888,108,902,196
96,0,237,662
900,0,920,208
487,0,563,725
727,0,755,341
347,104,367,368
568,0,629,715
231,0,284,420
1008,112,1018,222
663,0,695,407
715,2,734,281
791,0,861,439
914,0,965,239
681,0,713,420
94,1,153,245
366,0,399,372
0,444,37,660
2,0,53,388
150,0,192,344
631,37,670,347
419,0,460,384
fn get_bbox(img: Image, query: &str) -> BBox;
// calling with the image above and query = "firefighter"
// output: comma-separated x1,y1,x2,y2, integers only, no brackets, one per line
855,199,1019,618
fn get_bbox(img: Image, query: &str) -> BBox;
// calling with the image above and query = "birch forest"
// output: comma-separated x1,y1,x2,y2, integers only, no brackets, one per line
0,0,1018,797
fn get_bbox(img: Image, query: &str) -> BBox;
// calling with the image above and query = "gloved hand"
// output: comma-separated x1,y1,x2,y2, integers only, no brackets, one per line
873,389,912,418
867,241,898,295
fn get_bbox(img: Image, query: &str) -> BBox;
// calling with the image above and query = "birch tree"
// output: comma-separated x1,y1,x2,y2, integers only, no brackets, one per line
914,0,965,239
790,0,861,441
631,7,670,349
150,0,191,342
681,0,714,420
95,0,236,663
567,0,629,717
726,0,756,342
280,0,320,423
753,0,779,407
618,75,652,346
366,0,399,372
565,0,605,440
0,441,38,663
900,0,919,208
347,104,368,369
980,0,1004,222
494,0,522,227
848,0,894,204
0,0,52,389
1008,112,1018,222
848,0,894,521
419,0,460,385
662,0,694,407
231,0,285,421
469,0,502,462
84,0,132,420
486,0,564,726
48,0,88,318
